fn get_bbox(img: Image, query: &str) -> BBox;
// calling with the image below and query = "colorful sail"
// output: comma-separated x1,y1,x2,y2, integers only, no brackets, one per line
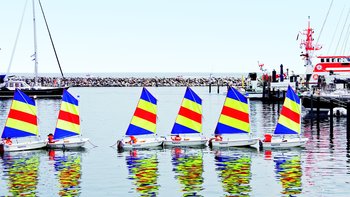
215,86,250,134
274,86,301,135
2,89,38,138
171,87,202,134
54,89,80,139
126,87,157,136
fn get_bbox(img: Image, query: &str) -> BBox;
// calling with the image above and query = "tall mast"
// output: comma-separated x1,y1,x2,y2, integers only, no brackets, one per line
32,0,38,86
299,16,322,82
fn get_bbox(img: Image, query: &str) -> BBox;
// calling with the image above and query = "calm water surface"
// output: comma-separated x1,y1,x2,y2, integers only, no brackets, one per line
0,87,349,196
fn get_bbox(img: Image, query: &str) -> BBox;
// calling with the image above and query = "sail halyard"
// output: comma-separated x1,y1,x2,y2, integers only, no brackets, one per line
1,89,39,138
32,0,39,87
215,87,250,135
54,89,80,139
171,87,203,135
125,88,157,136
274,86,301,135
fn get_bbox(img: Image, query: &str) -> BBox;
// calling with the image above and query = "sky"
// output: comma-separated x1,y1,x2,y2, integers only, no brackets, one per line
0,0,350,76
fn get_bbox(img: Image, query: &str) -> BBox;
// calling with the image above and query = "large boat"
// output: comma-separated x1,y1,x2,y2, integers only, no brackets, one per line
0,0,68,98
298,17,350,114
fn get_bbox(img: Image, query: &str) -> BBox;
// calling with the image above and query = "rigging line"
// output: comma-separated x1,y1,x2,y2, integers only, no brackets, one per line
341,22,350,54
316,0,334,45
335,8,350,54
6,0,29,80
328,6,345,54
38,0,65,78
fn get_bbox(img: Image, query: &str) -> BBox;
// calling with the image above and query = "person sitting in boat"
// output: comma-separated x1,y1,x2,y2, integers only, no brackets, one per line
129,135,137,144
263,133,272,142
171,134,182,141
4,138,12,145
47,133,57,143
214,134,223,141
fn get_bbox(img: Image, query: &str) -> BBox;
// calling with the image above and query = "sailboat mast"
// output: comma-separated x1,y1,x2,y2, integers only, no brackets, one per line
32,0,39,87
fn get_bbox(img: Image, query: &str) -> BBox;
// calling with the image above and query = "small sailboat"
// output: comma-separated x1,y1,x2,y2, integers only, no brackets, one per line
117,87,164,150
47,89,89,149
0,89,46,152
209,86,258,148
262,86,308,148
163,87,207,147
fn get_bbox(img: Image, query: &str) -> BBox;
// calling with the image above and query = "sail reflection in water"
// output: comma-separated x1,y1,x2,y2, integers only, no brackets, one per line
273,152,303,196
2,151,41,196
214,150,252,196
171,147,204,196
125,150,160,196
50,150,83,196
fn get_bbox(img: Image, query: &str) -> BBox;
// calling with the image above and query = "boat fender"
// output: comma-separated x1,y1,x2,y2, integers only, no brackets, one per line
258,140,263,150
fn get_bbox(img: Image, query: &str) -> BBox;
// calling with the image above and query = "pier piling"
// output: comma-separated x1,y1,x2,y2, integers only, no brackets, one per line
209,83,211,93
330,100,334,133
217,83,220,94
347,102,350,139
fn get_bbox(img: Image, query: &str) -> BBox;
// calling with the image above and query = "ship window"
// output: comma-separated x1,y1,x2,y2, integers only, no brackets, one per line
326,58,330,62
321,58,324,62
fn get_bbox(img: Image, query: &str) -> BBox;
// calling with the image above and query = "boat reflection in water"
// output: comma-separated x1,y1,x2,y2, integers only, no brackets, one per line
49,149,83,196
171,147,204,196
214,149,252,196
1,150,42,196
273,151,303,196
125,149,160,196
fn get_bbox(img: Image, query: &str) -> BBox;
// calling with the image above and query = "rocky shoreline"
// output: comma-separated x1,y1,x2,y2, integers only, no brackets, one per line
15,76,244,87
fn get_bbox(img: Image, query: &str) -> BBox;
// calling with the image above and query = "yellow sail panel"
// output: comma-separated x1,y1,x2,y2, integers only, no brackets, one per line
225,98,249,113
181,98,202,115
56,119,80,134
11,100,37,116
175,115,202,133
137,99,157,114
218,114,250,132
6,118,38,135
278,115,300,133
60,102,79,116
130,116,156,133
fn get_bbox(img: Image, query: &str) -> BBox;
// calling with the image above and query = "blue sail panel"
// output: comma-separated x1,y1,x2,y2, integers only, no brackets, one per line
171,123,199,134
14,89,36,106
2,126,36,138
140,87,157,105
62,89,78,106
227,87,248,103
125,124,154,136
215,123,248,134
54,128,78,139
274,123,299,135
286,86,300,104
184,87,202,105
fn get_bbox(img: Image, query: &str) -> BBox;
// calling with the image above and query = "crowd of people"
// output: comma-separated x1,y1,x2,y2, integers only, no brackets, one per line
19,76,245,87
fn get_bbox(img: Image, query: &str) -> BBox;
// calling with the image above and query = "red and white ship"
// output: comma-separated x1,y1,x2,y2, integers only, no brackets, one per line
299,17,350,84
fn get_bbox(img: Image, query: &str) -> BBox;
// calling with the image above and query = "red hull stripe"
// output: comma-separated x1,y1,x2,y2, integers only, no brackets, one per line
134,107,157,124
178,106,202,123
280,107,300,124
221,106,249,123
58,111,80,125
8,109,37,125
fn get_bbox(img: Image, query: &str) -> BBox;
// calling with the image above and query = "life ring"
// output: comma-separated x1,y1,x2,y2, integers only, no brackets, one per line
312,74,319,80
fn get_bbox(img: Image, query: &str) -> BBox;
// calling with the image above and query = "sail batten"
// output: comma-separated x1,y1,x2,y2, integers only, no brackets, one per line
215,87,250,134
2,89,38,138
125,88,157,136
274,86,301,135
171,87,203,134
54,89,81,139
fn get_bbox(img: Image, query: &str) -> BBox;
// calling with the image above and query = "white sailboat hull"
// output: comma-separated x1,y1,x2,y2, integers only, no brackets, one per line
1,140,47,152
163,135,207,147
262,137,308,148
47,137,89,149
119,136,164,150
211,137,259,147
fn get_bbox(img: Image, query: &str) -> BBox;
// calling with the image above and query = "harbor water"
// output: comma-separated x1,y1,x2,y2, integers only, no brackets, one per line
0,87,349,196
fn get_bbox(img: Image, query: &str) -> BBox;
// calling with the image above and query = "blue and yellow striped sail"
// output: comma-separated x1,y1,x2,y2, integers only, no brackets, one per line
215,86,250,134
54,89,81,139
274,86,301,135
126,87,157,136
171,87,202,134
2,89,38,138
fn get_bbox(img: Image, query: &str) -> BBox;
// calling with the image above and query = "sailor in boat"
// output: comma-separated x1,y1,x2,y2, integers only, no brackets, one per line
171,134,182,141
4,138,12,145
129,136,137,144
214,134,223,141
47,133,57,144
263,133,272,143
